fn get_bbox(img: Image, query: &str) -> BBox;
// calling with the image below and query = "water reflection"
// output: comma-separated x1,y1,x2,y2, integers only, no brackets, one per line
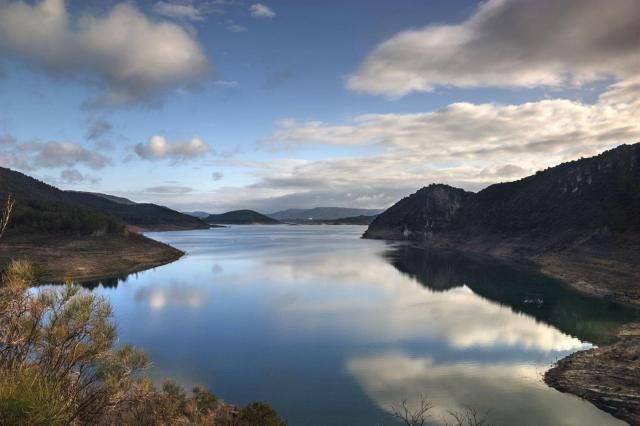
385,245,640,345
347,352,615,426
48,226,636,425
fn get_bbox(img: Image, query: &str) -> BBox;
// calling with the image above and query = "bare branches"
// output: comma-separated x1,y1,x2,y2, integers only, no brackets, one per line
392,395,493,426
0,193,14,240
392,395,434,426
446,407,493,426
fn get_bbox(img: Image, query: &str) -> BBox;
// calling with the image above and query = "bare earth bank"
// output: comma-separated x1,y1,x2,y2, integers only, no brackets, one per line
0,232,184,283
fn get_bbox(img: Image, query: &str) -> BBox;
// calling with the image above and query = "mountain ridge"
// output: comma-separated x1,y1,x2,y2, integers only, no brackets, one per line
364,143,640,307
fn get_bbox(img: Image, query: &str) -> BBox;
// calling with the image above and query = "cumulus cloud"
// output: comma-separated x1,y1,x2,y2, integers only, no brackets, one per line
0,0,210,106
347,0,640,96
249,3,275,18
134,135,211,162
211,171,224,181
0,136,110,171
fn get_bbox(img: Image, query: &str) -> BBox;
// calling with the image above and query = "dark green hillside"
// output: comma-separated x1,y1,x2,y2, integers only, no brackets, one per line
0,167,208,231
205,210,281,225
365,143,640,240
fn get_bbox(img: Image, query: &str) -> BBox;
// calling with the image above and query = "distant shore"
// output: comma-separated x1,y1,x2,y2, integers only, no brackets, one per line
0,232,184,284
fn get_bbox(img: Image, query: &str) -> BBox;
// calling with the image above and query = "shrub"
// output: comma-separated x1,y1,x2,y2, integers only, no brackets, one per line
0,260,284,425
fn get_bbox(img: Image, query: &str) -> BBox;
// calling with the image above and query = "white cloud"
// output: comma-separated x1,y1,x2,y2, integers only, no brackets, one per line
347,0,640,96
153,1,205,21
249,3,275,19
163,77,640,211
263,78,640,176
0,0,210,106
134,135,211,163
0,136,110,171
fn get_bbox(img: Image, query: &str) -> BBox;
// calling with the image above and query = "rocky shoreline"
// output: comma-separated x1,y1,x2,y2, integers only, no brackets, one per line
545,324,640,426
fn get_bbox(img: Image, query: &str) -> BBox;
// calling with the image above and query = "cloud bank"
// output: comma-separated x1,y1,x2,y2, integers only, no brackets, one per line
348,0,640,96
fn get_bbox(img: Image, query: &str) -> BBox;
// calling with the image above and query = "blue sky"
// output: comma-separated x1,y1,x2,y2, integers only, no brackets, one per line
0,0,638,212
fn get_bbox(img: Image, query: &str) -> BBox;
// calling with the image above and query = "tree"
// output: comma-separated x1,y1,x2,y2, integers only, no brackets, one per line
0,193,14,239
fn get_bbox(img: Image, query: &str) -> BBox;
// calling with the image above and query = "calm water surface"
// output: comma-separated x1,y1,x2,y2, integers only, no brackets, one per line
71,225,640,425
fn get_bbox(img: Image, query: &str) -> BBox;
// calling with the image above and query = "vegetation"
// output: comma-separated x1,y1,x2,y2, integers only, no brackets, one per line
9,199,125,236
0,167,208,231
0,260,286,425
365,143,640,240
205,210,281,225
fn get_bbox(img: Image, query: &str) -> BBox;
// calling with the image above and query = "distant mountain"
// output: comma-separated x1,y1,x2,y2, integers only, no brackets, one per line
0,167,208,232
364,144,640,241
184,211,211,219
269,207,383,222
303,215,378,225
205,210,281,225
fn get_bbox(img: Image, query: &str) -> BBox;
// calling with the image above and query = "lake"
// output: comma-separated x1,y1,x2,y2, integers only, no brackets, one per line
67,225,639,425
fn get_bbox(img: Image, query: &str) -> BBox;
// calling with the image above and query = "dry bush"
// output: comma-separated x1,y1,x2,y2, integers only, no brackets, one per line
0,260,285,425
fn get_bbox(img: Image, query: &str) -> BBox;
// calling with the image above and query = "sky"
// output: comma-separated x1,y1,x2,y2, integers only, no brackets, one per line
0,0,639,213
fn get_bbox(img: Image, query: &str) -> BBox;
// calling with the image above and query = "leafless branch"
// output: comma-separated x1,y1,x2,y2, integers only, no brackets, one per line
0,193,15,240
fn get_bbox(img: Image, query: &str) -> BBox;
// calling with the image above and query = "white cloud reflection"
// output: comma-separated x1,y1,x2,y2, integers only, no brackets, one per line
226,246,588,353
346,352,623,426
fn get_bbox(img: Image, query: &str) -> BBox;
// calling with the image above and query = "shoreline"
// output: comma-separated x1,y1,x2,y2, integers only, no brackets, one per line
545,324,640,426
0,232,184,284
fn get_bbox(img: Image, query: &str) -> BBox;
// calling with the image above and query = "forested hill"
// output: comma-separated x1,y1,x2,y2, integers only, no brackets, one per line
364,143,640,240
205,210,281,225
0,167,208,234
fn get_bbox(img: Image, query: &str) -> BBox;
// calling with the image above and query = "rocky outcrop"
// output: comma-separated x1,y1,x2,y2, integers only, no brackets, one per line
363,184,472,240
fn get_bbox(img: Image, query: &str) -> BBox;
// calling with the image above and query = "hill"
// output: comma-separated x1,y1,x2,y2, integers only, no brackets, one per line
205,210,281,225
184,211,211,219
269,207,382,222
0,168,208,232
73,192,137,205
364,143,640,306
0,168,189,282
